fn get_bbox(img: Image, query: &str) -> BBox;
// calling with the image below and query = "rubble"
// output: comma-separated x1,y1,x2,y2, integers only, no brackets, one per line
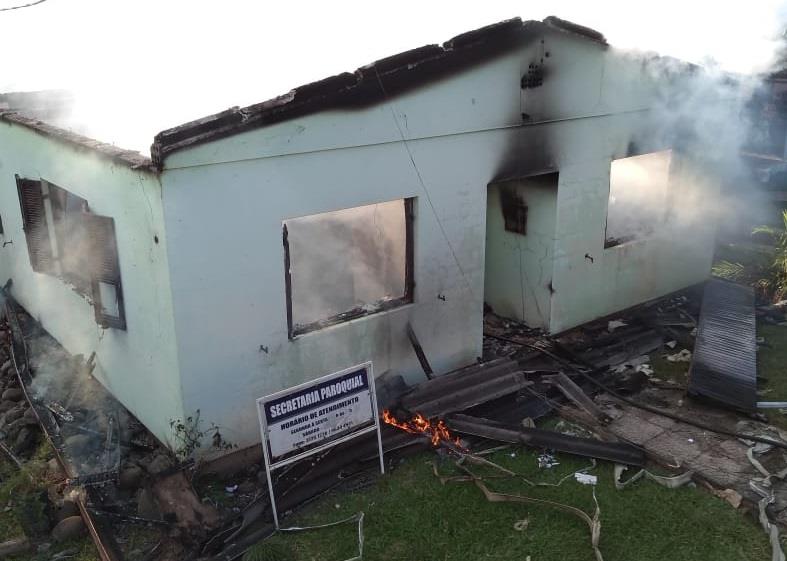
0,293,234,560
446,413,646,466
0,279,784,560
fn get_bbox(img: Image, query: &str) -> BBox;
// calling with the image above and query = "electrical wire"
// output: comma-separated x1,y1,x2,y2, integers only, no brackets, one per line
484,331,787,452
0,0,49,12
373,68,477,303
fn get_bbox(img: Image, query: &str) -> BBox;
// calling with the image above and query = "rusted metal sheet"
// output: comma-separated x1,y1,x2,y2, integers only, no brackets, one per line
688,279,757,411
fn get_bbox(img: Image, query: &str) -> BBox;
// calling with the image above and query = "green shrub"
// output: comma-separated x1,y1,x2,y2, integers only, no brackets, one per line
713,210,787,302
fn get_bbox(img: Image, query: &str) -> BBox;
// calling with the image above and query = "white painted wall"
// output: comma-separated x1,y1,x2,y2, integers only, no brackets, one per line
0,123,184,446
548,132,717,333
160,29,711,452
485,175,558,328
0,29,719,456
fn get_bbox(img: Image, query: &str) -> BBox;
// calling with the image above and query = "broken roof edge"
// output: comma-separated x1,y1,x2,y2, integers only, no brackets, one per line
151,16,608,169
0,111,156,172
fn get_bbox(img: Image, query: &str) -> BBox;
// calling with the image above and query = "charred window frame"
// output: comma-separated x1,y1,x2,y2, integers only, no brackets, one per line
603,150,673,249
15,176,126,330
284,198,415,339
84,214,126,330
500,188,528,235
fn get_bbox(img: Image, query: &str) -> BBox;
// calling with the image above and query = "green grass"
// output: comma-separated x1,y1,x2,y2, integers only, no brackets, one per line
246,449,769,561
757,323,787,430
650,352,690,385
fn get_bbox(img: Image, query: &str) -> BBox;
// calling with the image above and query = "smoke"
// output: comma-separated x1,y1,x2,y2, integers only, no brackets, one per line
1,1,786,154
286,200,407,330
605,150,673,245
603,50,782,246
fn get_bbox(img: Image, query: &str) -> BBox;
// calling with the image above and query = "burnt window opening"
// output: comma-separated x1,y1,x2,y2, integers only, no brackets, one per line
501,189,528,235
84,214,126,330
48,182,91,296
284,198,415,339
604,150,673,249
15,176,126,330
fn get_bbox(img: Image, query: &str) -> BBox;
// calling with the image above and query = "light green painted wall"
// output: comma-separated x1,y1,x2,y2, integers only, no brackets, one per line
0,122,184,447
485,175,558,329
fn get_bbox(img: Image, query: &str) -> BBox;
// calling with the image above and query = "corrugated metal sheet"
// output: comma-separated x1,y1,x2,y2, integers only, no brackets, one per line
688,279,757,411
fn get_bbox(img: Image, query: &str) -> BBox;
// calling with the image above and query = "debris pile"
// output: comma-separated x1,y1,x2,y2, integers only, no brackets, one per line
3,279,787,560
0,295,259,561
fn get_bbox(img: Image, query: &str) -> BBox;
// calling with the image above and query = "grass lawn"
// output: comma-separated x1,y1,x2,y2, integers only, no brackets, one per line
758,324,787,431
246,447,770,561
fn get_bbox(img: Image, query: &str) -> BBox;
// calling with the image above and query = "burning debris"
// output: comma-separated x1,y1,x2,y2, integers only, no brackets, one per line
1,278,784,561
382,410,462,448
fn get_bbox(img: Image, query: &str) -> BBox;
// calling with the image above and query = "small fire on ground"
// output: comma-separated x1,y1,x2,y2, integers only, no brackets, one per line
382,410,462,448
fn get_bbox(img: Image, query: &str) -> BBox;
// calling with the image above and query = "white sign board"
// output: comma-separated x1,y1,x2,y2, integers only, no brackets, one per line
256,362,384,527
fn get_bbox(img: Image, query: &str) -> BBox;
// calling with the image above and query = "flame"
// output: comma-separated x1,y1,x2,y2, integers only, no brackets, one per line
382,410,462,448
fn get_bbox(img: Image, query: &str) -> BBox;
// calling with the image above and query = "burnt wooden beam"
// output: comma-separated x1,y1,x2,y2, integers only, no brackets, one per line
546,372,610,424
407,322,434,380
447,413,646,466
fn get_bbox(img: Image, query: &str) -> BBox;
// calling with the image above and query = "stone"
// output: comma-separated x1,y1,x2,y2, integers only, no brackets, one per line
0,360,11,375
237,480,256,494
2,406,24,425
0,537,31,557
6,417,38,434
118,466,144,490
50,516,85,542
13,427,37,455
22,408,36,422
0,401,15,415
0,389,22,402
53,500,80,523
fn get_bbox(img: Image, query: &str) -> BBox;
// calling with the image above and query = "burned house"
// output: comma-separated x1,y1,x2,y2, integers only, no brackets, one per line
0,17,719,455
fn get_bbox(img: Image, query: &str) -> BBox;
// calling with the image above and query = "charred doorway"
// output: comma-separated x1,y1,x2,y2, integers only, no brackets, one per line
484,173,558,330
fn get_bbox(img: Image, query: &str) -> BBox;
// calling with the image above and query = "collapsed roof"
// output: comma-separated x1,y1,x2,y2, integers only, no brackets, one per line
0,16,607,172
150,16,607,168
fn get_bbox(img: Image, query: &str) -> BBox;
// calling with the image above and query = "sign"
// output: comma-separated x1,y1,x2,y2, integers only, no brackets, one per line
257,362,384,527
262,367,374,460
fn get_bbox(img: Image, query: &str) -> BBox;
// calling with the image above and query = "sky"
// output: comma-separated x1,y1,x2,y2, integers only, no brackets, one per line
1,0,787,153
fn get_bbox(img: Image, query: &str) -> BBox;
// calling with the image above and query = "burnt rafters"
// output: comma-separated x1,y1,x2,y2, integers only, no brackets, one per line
151,17,607,167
